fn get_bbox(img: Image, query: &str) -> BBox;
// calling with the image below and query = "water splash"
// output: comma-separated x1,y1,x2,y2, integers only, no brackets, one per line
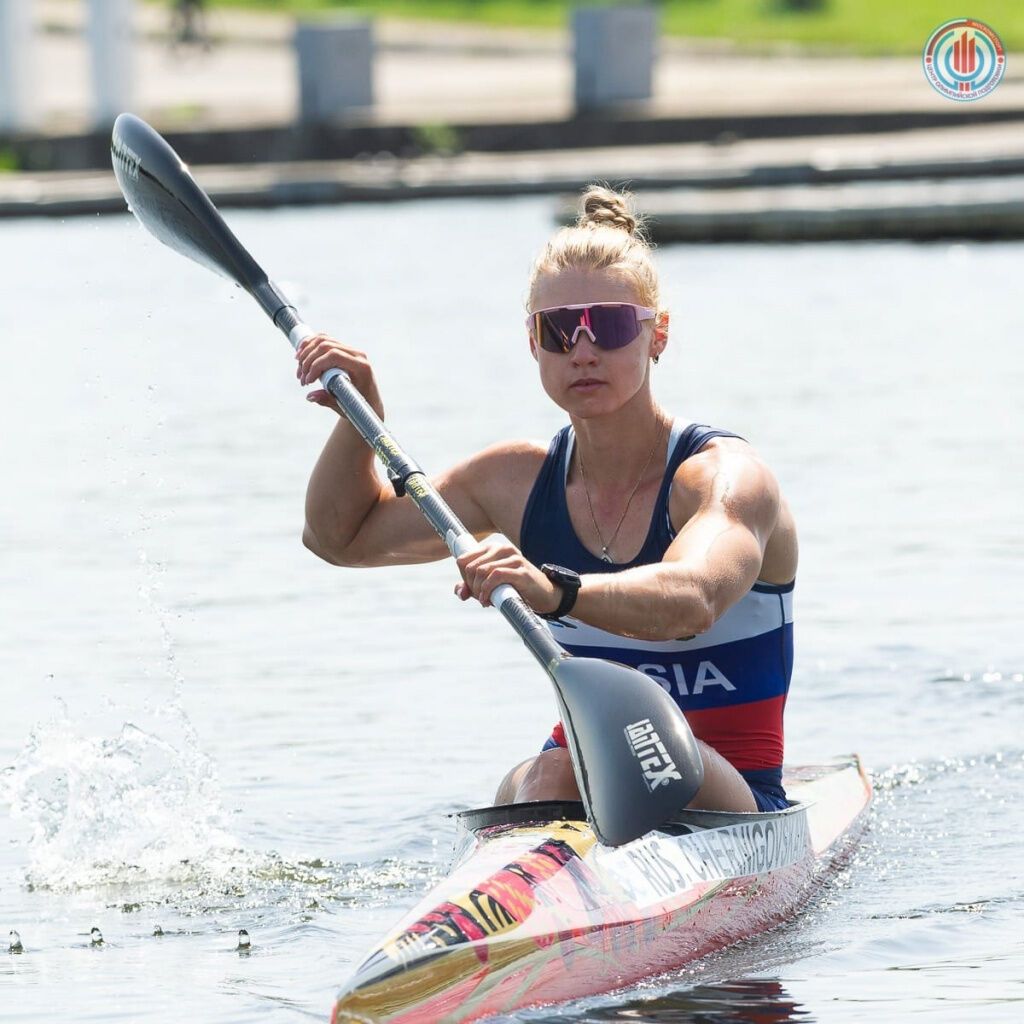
1,700,234,891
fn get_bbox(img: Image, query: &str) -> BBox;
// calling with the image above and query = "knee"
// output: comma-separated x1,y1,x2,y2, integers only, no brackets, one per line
494,757,535,804
516,747,580,803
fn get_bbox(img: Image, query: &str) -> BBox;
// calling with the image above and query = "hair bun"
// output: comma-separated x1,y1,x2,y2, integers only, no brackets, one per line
577,185,640,236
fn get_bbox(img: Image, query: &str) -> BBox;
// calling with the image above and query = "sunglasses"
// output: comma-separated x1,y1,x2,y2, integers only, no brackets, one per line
527,302,656,354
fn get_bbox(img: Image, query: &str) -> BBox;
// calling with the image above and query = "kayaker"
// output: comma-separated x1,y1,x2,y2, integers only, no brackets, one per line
299,186,797,814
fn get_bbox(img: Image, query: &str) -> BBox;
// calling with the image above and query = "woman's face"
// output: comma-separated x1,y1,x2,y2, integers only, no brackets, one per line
529,267,665,419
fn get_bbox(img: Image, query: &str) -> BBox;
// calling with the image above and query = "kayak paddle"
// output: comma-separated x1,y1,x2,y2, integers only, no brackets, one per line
109,113,704,846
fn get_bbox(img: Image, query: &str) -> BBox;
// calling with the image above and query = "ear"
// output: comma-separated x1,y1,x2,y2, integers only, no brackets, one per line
652,309,669,358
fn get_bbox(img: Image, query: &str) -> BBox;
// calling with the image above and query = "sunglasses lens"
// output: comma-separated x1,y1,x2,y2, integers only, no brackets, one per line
587,305,641,349
534,305,642,353
535,309,583,353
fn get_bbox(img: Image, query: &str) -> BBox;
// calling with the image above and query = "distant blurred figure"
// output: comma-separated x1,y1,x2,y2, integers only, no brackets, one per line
172,0,208,48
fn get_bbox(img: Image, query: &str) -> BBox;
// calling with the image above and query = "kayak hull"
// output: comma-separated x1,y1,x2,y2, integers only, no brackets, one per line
333,757,871,1023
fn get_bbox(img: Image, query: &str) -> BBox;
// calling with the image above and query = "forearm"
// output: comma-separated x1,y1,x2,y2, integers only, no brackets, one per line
571,563,713,641
303,417,383,563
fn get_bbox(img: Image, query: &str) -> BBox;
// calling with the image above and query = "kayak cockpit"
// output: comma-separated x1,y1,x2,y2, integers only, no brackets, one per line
457,798,802,839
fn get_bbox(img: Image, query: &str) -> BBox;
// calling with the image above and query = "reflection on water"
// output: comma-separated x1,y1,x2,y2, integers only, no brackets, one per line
531,981,810,1023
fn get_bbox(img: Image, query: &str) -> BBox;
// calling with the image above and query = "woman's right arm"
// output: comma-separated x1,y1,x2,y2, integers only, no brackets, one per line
298,334,497,568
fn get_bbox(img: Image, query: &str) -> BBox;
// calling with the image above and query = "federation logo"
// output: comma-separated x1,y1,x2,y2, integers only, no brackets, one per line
923,19,1005,101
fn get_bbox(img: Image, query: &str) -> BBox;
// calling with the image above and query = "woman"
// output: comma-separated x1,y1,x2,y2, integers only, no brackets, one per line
298,187,797,814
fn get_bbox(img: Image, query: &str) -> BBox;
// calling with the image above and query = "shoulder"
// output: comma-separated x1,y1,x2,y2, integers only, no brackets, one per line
670,436,781,532
456,438,550,486
445,439,551,538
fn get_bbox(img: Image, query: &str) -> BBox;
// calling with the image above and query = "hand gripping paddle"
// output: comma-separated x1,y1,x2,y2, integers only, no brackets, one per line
110,113,704,846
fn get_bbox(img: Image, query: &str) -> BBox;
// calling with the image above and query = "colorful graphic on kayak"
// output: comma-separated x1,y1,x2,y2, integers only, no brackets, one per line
923,19,1005,101
354,823,597,980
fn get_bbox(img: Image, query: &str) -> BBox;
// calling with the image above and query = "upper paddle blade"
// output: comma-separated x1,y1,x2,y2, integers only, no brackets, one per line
550,656,704,846
110,113,266,294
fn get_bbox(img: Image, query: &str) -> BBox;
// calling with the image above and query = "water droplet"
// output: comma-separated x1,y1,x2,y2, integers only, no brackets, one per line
153,925,164,937
90,927,104,946
9,930,23,954
236,928,251,952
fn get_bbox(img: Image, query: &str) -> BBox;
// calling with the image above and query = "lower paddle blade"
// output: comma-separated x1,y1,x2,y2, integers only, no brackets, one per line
550,657,704,847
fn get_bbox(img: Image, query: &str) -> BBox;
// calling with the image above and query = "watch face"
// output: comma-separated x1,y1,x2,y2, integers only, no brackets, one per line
544,564,580,585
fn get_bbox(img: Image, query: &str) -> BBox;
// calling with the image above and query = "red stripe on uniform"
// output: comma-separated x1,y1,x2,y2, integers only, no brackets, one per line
545,695,785,773
683,695,786,771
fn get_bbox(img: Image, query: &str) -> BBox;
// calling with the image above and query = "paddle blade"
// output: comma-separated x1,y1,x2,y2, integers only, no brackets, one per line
110,113,267,296
550,657,704,847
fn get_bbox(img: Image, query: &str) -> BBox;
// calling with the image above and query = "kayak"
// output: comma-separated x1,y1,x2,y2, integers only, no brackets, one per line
332,756,871,1023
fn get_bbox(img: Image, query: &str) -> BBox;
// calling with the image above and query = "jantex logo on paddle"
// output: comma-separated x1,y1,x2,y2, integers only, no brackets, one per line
625,719,683,791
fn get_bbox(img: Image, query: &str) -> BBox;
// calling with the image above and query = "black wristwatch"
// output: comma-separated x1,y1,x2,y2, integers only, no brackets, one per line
539,563,582,621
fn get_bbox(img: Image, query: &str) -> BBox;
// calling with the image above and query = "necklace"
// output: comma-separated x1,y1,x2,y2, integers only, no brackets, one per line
576,418,668,563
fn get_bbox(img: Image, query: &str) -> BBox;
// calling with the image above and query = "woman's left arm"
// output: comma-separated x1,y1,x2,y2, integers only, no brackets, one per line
572,445,782,640
454,443,782,642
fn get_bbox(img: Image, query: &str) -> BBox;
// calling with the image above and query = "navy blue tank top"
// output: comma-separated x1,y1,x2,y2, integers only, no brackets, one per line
521,421,740,573
519,420,793,805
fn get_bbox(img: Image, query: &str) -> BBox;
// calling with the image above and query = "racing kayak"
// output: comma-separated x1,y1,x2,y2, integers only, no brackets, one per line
332,756,871,1023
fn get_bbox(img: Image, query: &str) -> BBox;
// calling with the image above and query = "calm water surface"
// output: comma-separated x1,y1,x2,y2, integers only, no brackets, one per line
1,198,1021,1022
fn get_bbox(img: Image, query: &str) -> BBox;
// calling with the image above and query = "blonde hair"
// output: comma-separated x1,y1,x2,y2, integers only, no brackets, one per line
527,185,660,311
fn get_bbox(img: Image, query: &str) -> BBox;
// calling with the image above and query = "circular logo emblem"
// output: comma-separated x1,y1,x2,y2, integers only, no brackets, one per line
923,19,1005,101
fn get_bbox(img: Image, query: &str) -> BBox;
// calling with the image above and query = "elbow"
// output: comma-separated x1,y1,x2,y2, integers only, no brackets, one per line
659,592,715,642
302,522,347,566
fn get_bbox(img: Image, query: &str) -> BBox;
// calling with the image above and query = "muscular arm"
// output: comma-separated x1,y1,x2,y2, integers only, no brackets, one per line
303,423,537,568
569,444,783,641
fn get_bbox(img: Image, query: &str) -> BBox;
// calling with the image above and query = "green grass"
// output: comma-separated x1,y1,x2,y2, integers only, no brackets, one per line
199,1,1024,55
0,148,21,173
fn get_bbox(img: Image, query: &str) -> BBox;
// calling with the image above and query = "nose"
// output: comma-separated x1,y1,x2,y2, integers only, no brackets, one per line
569,326,600,364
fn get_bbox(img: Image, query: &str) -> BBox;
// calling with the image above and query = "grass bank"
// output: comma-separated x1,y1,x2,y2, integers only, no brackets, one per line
202,1,1024,55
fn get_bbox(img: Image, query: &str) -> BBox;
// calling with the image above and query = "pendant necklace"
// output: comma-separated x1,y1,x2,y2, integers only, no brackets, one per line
576,418,667,564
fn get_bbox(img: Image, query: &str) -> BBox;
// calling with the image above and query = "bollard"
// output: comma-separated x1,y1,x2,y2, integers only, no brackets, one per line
0,0,37,133
295,19,374,125
573,4,657,111
87,0,135,128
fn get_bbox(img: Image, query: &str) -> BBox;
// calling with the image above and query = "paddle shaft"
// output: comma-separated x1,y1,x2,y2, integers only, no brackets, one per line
110,113,707,844
269,303,566,673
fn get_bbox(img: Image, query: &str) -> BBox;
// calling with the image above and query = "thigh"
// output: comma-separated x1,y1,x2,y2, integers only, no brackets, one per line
687,740,757,813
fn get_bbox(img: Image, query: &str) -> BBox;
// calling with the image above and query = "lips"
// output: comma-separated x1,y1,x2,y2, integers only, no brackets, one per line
570,378,604,391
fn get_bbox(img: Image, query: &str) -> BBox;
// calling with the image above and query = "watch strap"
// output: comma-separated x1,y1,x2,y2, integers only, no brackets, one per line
539,563,581,621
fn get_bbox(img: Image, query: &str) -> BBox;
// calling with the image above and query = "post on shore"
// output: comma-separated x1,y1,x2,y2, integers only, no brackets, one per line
86,0,136,128
573,4,658,112
0,1,37,133
295,19,375,125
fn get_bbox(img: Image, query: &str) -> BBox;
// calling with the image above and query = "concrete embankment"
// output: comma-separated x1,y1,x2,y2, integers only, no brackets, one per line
4,122,1024,241
3,4,1023,238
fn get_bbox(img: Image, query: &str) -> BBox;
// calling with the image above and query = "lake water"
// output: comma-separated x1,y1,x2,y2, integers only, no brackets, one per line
1,197,1021,1022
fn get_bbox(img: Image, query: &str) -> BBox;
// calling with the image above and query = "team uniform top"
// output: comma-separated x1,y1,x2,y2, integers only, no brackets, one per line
519,420,793,812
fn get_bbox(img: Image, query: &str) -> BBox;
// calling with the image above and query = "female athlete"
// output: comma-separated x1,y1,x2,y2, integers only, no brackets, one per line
298,187,797,814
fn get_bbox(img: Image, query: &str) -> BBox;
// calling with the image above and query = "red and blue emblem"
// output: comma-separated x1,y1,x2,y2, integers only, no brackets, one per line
923,19,1005,101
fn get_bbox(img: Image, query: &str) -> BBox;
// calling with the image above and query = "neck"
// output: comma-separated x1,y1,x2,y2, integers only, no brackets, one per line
570,391,671,490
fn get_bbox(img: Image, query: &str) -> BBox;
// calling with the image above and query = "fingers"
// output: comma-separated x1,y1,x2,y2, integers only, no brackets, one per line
295,334,368,386
296,334,385,419
454,538,530,608
305,389,334,408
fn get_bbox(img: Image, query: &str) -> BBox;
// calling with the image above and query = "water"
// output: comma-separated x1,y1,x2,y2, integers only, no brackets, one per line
1,198,1021,1022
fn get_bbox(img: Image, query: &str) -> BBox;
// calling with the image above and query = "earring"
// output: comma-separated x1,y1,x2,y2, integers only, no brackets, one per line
652,355,660,364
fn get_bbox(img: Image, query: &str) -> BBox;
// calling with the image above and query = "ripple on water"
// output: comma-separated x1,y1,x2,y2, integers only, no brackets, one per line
0,703,445,928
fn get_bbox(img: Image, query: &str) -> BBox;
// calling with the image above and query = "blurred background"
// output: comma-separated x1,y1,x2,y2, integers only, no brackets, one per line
2,1,1024,236
1,3,1022,1023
